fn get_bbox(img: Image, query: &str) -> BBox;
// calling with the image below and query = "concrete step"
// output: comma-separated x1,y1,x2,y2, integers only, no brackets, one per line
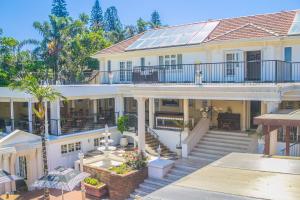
192,146,233,156
205,133,252,142
135,186,156,194
190,151,223,160
144,178,172,186
201,137,250,145
130,191,147,199
207,130,249,137
173,163,199,172
195,143,248,152
139,182,162,191
169,168,191,176
198,140,248,150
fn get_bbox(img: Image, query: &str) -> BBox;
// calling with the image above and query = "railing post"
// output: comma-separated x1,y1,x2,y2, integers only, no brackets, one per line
275,60,278,83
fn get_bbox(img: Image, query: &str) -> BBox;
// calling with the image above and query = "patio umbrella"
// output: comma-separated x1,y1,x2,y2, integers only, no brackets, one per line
0,169,23,185
32,166,90,200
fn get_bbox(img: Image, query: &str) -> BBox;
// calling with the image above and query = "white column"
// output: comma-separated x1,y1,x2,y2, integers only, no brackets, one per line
183,99,189,132
242,100,247,131
10,98,14,131
36,148,43,179
115,96,124,122
28,99,33,133
44,101,49,136
149,98,155,129
136,97,146,153
3,154,11,193
9,153,16,192
50,99,61,135
93,99,98,123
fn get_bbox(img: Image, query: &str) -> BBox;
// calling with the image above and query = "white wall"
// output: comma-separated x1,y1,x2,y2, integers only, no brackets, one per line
47,127,120,170
153,129,188,152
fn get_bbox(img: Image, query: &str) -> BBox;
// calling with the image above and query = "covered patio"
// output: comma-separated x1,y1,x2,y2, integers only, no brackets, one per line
254,109,300,156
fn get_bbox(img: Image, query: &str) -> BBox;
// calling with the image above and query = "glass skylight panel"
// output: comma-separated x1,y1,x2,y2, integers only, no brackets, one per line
126,21,220,51
288,12,300,35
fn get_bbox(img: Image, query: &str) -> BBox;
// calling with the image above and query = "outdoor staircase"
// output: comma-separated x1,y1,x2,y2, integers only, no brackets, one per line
188,130,254,163
127,158,208,200
145,132,177,159
127,130,255,200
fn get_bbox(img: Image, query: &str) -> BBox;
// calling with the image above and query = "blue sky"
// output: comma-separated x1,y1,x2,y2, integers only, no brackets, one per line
0,0,299,41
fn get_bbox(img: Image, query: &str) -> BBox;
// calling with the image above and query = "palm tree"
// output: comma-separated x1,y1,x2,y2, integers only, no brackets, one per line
9,75,65,200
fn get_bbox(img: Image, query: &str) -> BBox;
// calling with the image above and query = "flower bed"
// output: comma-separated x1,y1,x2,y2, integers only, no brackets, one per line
84,177,107,198
83,151,148,200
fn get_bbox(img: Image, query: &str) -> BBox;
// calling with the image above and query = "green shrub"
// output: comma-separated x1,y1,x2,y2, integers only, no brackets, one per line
109,163,132,174
84,177,104,188
117,115,129,134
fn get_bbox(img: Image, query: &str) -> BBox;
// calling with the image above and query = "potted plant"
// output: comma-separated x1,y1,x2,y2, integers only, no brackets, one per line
84,177,107,198
117,115,129,147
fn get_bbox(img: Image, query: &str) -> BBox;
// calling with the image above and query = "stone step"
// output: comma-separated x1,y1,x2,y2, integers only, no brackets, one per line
205,133,252,142
188,155,216,163
201,137,250,146
195,143,248,152
207,130,249,137
144,178,172,186
190,151,223,160
169,168,191,176
192,147,233,156
135,186,156,194
139,182,162,191
198,140,248,150
173,163,199,172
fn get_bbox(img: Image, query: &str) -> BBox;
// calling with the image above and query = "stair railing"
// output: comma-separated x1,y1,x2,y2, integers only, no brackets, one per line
145,124,161,158
280,142,300,157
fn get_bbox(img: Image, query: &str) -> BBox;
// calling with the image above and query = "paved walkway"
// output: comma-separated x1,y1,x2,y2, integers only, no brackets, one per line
144,153,300,200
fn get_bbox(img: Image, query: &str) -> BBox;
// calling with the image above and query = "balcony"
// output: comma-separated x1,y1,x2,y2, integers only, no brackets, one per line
99,60,300,85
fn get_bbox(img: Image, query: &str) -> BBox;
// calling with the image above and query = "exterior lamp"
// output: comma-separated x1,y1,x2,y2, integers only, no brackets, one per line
108,71,114,84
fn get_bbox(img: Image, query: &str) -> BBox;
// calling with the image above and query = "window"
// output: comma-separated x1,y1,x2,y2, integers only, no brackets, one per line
75,142,81,151
18,156,27,179
107,60,111,72
61,144,68,154
225,52,240,76
68,143,75,152
284,47,292,62
120,61,132,82
94,138,99,147
159,54,182,69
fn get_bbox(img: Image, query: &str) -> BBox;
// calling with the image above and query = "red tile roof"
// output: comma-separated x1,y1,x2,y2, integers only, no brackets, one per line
205,10,297,42
97,10,298,55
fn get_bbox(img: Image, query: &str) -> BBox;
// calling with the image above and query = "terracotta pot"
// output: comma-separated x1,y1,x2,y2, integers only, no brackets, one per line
84,183,107,198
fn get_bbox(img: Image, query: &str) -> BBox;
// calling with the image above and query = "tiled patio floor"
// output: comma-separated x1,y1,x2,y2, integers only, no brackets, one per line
17,188,107,200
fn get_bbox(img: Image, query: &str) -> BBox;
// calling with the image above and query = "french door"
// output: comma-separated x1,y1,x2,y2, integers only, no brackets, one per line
246,51,261,81
120,61,132,82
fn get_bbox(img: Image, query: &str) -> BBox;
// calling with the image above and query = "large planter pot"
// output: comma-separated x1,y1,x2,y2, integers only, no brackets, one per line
120,137,128,147
84,183,107,198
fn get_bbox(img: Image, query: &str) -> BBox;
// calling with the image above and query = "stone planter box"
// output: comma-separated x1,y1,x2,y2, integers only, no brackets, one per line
84,165,148,200
84,183,107,198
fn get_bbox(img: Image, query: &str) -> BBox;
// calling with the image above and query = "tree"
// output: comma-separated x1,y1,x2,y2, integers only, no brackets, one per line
9,75,65,200
90,0,103,30
104,6,122,32
51,0,69,17
150,10,162,29
137,18,148,33
124,25,137,39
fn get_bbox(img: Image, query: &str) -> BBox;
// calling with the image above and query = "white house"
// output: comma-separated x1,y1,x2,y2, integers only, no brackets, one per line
1,10,300,194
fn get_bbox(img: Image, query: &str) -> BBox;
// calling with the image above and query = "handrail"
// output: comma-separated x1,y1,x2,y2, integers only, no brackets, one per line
280,142,300,156
146,124,159,139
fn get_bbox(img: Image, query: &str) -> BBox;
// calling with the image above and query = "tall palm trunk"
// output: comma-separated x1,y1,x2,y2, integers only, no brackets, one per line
39,108,50,199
